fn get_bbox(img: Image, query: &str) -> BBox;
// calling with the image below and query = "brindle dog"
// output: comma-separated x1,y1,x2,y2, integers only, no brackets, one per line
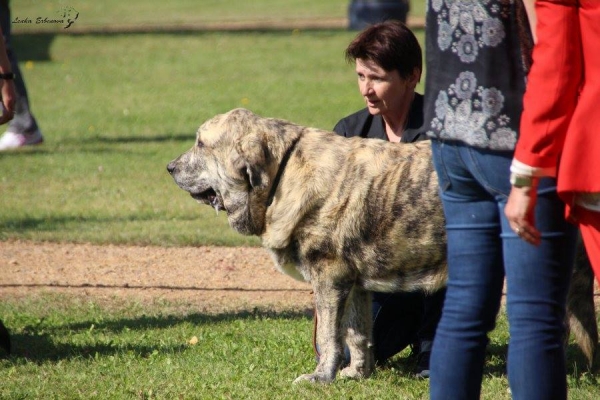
167,108,597,383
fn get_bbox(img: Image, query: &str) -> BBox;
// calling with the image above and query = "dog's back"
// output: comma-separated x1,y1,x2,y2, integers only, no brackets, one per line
268,130,447,293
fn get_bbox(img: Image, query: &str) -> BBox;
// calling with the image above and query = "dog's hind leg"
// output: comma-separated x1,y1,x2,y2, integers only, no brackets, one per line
294,276,351,384
340,287,374,379
566,235,598,370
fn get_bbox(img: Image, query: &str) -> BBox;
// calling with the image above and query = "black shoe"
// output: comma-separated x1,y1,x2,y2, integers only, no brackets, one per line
415,350,430,378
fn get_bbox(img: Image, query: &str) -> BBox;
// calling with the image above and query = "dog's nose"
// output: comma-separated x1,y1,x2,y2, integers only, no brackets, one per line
166,162,176,175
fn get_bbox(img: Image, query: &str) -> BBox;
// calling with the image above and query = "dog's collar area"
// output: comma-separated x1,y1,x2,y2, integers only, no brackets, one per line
266,137,300,207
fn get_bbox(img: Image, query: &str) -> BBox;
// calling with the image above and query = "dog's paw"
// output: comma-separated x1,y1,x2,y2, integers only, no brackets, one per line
293,372,334,384
339,366,371,380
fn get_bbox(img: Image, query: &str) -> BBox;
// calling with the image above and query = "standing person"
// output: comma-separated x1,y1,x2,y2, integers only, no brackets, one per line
423,1,578,399
0,24,16,355
0,14,15,124
0,0,43,151
326,20,445,378
506,2,600,284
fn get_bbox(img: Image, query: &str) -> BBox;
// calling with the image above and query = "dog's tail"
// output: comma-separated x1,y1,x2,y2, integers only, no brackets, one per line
566,235,598,370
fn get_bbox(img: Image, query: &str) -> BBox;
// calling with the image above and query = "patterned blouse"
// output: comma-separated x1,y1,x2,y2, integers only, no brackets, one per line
423,0,533,151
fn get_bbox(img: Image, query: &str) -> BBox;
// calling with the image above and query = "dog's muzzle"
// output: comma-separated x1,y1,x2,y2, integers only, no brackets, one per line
166,161,177,175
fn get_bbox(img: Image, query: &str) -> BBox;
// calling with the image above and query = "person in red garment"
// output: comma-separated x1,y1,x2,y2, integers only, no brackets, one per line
505,0,600,283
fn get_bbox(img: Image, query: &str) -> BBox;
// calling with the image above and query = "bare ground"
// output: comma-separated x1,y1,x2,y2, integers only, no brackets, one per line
0,241,314,314
2,240,598,314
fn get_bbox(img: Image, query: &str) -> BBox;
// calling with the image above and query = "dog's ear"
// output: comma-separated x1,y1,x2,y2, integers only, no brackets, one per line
225,109,271,190
233,134,270,190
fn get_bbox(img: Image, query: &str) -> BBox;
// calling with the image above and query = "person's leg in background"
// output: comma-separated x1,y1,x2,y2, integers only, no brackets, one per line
370,291,422,365
414,287,445,378
370,289,445,378
0,0,43,150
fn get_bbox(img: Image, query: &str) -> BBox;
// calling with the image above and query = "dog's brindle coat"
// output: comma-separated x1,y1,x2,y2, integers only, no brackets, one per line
168,108,596,383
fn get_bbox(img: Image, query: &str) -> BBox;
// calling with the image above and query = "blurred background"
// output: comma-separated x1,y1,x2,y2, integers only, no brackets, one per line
12,1,424,33
2,1,426,247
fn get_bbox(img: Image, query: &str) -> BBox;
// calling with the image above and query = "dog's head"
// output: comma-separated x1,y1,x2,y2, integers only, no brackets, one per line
167,108,296,236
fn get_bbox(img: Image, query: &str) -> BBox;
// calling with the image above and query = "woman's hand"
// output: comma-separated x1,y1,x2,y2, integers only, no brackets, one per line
505,185,541,245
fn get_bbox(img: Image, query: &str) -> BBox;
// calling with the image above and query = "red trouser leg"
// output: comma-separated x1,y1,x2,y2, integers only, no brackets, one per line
577,207,600,285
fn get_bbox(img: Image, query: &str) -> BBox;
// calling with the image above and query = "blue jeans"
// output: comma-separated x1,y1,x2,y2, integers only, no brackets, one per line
429,141,577,400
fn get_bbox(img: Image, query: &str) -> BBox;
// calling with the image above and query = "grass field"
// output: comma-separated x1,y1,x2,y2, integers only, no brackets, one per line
11,0,349,31
0,294,597,399
1,1,599,399
10,1,426,31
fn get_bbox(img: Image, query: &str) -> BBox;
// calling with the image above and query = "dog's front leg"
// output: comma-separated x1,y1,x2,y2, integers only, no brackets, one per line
340,287,374,379
293,278,349,384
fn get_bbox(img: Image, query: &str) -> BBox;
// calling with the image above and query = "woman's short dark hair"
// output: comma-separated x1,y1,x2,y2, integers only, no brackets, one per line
345,20,422,80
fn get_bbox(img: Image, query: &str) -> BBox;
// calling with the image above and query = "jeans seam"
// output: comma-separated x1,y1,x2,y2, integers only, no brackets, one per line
465,146,508,199
433,141,452,193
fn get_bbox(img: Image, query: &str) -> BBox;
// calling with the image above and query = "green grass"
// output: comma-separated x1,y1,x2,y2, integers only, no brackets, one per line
11,1,426,32
1,295,598,399
11,0,348,31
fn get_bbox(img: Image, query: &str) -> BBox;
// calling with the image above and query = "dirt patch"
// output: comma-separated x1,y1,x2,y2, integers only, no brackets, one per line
0,241,314,314
3,240,598,314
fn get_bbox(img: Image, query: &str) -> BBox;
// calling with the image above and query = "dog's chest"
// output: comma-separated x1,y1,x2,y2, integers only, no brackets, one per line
268,248,311,282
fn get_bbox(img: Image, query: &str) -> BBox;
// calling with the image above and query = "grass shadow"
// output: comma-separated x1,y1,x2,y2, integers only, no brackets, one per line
0,213,197,234
4,309,312,363
565,342,600,379
385,340,599,380
10,26,350,63
79,133,194,144
12,33,55,61
483,342,508,377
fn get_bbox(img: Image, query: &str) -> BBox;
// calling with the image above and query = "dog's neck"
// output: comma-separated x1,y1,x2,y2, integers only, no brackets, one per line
265,137,301,207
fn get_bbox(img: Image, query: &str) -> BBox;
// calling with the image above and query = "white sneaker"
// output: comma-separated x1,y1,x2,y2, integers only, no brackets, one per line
0,129,44,151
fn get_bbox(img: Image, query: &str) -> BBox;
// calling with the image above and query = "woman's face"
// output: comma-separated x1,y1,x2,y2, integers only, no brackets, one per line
355,58,417,117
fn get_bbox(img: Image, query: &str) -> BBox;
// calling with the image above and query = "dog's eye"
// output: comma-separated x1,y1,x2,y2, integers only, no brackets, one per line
238,165,249,180
196,139,204,148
